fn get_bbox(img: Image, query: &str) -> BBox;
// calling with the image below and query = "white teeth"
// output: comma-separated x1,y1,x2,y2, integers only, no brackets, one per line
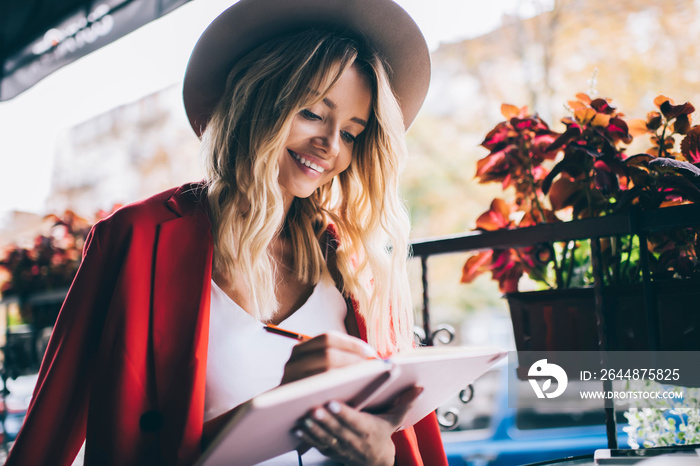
291,151,325,173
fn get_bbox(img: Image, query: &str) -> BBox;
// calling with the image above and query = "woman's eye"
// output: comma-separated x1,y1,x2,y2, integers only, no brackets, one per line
300,109,321,120
341,131,356,144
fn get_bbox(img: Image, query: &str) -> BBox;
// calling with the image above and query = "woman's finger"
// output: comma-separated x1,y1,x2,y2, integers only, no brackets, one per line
298,401,398,465
293,415,348,459
379,386,424,428
334,385,424,431
283,347,371,381
305,404,366,456
282,331,379,383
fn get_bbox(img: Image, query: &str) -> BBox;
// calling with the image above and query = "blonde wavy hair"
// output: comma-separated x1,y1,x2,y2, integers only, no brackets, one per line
201,29,413,354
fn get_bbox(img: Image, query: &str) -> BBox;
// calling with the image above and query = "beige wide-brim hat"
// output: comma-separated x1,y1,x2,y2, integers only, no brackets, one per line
183,0,431,137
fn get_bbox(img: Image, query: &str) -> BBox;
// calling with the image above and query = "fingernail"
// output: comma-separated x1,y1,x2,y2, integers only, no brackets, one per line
303,418,315,429
293,429,304,438
313,408,325,420
327,400,341,414
362,345,379,358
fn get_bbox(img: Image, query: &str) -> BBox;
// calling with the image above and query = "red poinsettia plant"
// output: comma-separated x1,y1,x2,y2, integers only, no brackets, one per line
462,94,700,293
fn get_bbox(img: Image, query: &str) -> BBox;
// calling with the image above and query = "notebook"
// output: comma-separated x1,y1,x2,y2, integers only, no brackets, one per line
198,345,506,466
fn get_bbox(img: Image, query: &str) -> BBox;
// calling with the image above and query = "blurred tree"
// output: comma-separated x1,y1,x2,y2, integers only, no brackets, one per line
402,0,700,326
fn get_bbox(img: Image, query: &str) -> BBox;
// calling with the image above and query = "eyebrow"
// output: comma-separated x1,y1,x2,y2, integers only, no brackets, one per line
323,97,368,127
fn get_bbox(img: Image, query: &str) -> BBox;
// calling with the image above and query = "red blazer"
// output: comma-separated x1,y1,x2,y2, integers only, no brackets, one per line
6,183,447,466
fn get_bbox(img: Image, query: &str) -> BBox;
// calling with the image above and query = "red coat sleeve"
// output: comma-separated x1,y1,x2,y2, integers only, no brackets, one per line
6,222,110,465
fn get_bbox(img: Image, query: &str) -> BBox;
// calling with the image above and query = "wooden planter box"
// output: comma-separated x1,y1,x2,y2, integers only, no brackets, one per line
508,280,700,384
507,279,700,353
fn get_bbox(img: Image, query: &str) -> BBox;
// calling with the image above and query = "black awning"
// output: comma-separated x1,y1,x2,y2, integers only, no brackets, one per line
0,0,194,101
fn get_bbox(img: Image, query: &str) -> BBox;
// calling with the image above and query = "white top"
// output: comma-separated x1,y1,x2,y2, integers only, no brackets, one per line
204,277,348,465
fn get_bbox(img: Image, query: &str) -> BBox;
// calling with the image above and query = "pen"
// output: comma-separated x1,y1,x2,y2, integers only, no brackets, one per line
264,324,380,360
263,324,312,342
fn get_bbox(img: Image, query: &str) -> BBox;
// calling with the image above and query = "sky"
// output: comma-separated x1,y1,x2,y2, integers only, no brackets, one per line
0,0,547,217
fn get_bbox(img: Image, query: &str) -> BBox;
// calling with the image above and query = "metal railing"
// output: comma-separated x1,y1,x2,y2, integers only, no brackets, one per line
411,202,700,447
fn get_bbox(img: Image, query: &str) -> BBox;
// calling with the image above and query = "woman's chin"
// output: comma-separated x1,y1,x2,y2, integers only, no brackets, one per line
294,190,315,200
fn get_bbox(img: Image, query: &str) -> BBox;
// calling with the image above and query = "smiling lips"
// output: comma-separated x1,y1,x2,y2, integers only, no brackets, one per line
289,150,326,174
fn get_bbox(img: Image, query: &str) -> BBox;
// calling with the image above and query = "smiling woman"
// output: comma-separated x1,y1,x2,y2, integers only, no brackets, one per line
5,0,445,465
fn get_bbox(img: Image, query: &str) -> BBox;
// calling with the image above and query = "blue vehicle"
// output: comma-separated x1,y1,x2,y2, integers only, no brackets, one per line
441,363,629,466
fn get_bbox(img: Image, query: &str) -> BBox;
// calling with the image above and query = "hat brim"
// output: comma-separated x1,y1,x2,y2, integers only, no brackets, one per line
183,0,430,137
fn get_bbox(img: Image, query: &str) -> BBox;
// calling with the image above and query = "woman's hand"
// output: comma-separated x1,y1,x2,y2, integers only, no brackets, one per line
205,332,376,449
281,331,379,384
294,386,423,466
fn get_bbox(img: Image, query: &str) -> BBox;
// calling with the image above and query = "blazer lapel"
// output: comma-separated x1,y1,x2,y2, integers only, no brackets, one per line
152,190,213,463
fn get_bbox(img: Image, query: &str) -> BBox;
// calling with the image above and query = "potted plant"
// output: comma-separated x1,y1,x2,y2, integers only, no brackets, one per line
0,211,92,301
0,207,120,327
0,209,119,375
461,94,700,352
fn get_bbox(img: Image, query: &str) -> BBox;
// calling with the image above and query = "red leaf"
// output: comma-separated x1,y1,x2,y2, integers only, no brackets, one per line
512,118,537,130
590,98,616,114
475,151,506,179
680,126,700,163
502,173,513,190
549,176,580,211
607,117,629,135
660,100,695,121
646,111,663,131
593,160,619,195
494,259,524,293
461,251,493,284
481,123,509,148
674,114,692,135
546,126,581,153
476,199,512,231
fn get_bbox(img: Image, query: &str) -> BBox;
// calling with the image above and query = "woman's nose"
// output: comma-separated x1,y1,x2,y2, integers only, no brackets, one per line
312,126,340,157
